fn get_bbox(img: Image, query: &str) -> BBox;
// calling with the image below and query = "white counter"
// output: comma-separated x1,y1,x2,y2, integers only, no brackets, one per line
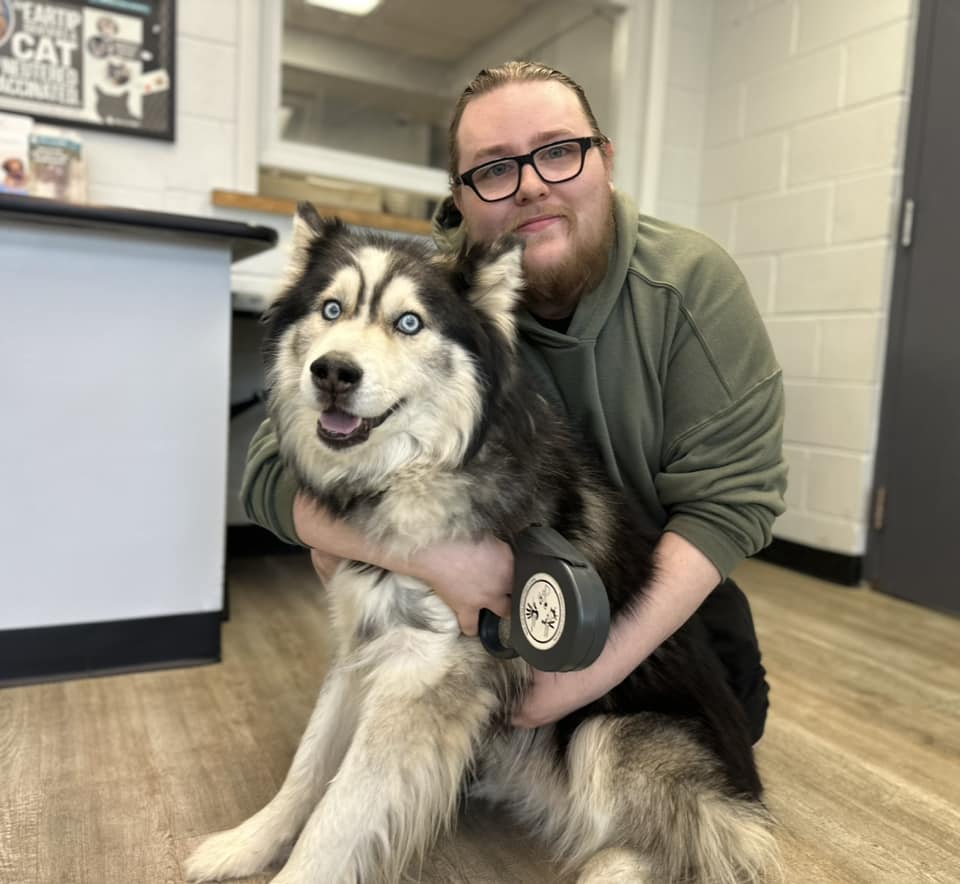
0,195,276,683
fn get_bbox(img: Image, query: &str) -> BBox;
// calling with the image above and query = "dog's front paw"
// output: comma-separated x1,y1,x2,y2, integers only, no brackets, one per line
184,824,289,882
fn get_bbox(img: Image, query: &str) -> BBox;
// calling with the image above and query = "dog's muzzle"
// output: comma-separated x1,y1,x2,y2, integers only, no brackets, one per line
310,352,401,448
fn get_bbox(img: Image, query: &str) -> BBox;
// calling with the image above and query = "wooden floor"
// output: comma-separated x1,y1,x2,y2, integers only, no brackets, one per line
1,555,958,884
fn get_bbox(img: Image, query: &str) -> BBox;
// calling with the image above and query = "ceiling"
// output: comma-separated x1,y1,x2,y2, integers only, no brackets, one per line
282,64,453,127
283,0,546,64
276,0,615,170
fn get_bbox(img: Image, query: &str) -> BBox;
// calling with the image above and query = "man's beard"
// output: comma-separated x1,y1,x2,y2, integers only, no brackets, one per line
521,196,616,319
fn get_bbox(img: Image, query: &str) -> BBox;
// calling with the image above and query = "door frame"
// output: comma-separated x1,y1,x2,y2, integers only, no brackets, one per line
866,0,938,584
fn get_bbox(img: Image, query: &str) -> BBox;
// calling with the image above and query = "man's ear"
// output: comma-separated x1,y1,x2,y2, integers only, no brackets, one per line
601,138,615,176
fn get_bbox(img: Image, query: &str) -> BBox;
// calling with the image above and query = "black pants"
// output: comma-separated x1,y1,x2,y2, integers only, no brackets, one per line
695,578,770,743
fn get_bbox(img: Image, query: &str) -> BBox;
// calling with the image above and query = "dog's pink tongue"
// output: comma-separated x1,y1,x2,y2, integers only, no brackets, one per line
320,409,362,435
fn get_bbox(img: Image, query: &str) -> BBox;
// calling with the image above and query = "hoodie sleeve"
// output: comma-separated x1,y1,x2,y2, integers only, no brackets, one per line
656,373,787,578
652,239,787,579
240,418,304,547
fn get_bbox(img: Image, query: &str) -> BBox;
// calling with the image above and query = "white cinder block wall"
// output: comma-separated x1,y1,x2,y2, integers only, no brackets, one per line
658,0,715,227
687,0,918,557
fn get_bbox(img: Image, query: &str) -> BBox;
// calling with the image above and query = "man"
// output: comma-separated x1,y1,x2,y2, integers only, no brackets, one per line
243,61,786,740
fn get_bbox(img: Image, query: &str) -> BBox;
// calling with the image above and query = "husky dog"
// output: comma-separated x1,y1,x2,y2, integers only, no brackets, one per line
185,205,780,884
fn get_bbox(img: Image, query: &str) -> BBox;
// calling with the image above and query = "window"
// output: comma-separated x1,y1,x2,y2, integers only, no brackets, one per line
258,0,655,220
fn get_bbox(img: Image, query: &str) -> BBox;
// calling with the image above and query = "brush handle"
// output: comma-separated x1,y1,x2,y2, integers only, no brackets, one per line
478,525,610,672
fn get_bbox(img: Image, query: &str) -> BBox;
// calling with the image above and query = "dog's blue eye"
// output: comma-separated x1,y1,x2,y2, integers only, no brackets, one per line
396,312,422,335
322,300,342,321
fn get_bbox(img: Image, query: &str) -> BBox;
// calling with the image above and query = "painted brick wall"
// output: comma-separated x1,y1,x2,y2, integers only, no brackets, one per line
658,0,715,227
695,0,918,556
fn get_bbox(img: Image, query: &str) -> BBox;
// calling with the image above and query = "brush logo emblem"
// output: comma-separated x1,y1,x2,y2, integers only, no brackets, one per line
519,573,565,650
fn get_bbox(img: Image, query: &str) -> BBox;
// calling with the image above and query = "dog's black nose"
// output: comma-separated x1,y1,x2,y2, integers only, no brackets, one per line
310,353,363,394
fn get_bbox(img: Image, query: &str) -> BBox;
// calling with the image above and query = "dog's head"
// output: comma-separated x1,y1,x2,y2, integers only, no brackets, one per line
263,202,525,488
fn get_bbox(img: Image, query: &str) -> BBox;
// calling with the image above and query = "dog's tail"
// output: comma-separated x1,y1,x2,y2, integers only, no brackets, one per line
667,793,782,884
575,795,782,884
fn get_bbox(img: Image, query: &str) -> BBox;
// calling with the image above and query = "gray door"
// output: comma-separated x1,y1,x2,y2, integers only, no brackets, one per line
867,0,960,613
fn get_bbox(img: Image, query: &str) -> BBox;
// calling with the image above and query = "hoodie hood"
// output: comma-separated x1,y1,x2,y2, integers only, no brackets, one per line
430,190,638,348
432,195,467,255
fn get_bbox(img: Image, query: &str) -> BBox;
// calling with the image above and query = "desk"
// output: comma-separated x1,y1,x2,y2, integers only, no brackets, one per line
0,195,277,684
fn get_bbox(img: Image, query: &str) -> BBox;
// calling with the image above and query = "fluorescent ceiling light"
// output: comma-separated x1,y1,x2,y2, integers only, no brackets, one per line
305,0,383,14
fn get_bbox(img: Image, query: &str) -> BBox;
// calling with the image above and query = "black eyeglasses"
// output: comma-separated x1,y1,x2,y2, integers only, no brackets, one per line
454,136,607,202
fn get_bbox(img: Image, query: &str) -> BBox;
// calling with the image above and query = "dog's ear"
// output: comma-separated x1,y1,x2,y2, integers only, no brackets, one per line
454,236,525,342
283,203,346,288
293,201,345,245
262,205,347,326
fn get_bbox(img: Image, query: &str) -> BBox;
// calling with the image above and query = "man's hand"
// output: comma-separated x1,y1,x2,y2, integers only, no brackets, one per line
512,532,723,729
294,491,513,636
412,537,514,636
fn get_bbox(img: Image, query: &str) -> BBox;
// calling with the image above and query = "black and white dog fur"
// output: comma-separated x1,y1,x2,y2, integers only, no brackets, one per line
185,204,780,884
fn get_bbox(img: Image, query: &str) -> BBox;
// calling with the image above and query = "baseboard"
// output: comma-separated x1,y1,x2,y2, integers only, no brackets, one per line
0,611,221,687
224,525,867,588
227,523,302,558
754,538,863,586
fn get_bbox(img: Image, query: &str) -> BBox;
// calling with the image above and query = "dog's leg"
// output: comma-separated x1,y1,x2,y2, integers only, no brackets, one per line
574,848,653,883
270,638,498,884
184,663,359,882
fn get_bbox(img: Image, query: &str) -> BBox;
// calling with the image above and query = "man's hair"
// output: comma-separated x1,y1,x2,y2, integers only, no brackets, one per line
447,60,606,182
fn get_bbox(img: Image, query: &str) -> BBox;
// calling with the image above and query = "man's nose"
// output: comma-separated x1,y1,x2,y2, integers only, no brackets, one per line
515,162,548,202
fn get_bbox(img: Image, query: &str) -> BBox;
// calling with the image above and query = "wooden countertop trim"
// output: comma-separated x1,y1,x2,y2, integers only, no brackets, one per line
211,189,433,236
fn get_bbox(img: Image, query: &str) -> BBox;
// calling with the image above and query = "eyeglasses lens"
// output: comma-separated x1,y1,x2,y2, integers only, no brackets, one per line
472,141,585,201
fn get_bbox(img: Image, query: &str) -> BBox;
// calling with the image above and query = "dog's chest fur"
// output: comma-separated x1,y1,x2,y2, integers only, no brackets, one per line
341,469,488,554
330,566,458,653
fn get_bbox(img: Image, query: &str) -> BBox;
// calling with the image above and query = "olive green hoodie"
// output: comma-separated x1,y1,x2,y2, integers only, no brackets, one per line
241,192,786,578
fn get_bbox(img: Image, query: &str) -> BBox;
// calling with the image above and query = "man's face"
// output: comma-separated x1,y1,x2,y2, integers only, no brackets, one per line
453,81,615,317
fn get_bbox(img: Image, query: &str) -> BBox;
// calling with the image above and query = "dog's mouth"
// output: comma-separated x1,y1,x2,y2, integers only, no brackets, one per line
317,403,401,449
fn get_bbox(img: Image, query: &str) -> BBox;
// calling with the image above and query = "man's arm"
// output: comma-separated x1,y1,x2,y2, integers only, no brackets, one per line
298,489,718,729
292,492,513,632
511,530,720,728
241,419,303,546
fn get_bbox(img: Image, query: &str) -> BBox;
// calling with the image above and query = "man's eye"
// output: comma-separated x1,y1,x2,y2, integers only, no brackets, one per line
477,161,512,181
322,300,342,320
396,312,422,335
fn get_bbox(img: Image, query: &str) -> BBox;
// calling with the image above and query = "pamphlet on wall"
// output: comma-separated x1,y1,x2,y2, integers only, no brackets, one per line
0,110,32,194
29,125,87,202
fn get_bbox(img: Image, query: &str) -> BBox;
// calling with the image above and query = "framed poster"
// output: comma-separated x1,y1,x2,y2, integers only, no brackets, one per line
0,0,175,141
